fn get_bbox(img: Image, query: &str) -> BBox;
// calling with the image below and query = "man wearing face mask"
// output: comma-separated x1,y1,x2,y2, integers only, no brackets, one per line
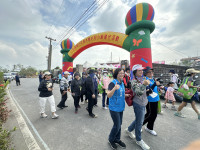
101,70,110,109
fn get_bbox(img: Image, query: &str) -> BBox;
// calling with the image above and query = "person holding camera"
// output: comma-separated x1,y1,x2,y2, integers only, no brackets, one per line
142,66,160,136
125,64,150,150
38,72,58,119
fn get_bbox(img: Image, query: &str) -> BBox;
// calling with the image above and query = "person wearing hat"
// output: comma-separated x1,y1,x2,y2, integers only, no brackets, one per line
125,64,151,150
142,66,161,136
85,69,97,118
57,71,70,109
71,72,82,113
174,68,200,119
38,72,59,119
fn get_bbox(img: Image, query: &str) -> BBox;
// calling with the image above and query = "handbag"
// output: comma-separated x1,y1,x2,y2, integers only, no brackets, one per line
177,77,197,100
125,88,135,106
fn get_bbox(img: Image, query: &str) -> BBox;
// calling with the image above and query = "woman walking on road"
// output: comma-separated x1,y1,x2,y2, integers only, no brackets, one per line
38,72,59,119
107,68,130,150
174,68,200,119
71,72,82,114
125,64,150,150
142,66,160,136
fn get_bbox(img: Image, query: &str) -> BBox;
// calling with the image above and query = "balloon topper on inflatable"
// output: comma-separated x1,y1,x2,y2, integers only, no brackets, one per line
60,3,155,74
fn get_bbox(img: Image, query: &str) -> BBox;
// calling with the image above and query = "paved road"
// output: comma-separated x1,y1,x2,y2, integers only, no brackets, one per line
9,78,200,150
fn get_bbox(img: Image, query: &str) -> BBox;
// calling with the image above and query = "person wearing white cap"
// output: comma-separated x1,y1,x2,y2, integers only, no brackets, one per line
57,71,71,109
174,68,200,119
125,64,151,150
38,72,59,119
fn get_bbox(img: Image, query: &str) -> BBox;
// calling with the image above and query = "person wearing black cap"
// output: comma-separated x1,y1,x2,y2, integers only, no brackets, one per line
142,66,160,136
85,69,97,118
71,72,82,114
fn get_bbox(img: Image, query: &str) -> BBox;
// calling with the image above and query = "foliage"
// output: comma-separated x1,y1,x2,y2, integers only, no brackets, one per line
0,72,15,150
19,66,37,77
180,60,193,67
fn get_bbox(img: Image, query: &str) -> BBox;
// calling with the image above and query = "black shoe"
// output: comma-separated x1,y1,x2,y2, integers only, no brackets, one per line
89,113,97,118
63,105,68,108
115,140,126,149
57,105,63,109
75,108,78,114
108,141,117,150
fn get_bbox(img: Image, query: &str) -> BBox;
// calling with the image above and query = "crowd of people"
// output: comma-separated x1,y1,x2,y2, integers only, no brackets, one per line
37,65,200,150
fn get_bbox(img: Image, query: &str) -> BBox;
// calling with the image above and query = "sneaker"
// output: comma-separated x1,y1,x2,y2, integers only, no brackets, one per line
125,128,135,139
198,114,200,120
52,113,59,119
158,111,164,115
136,140,150,150
89,113,98,118
41,113,47,118
162,104,168,108
115,140,126,149
108,141,117,150
171,105,177,111
102,107,108,110
145,126,157,136
63,105,68,108
174,111,185,118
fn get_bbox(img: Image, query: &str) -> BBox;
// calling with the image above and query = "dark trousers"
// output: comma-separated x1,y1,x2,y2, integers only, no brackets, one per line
102,89,109,107
81,94,87,102
109,110,123,142
94,89,98,105
73,96,80,109
16,81,20,86
143,101,158,130
57,90,68,107
87,94,94,115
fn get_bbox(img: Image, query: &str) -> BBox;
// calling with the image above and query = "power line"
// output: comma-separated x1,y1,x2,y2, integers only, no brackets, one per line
53,0,109,49
45,0,65,36
53,0,100,46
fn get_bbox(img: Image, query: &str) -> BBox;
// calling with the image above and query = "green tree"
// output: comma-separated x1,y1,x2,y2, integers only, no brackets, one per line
19,66,37,77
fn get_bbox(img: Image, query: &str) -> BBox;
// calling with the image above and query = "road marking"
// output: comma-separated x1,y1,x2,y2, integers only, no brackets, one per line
7,87,50,150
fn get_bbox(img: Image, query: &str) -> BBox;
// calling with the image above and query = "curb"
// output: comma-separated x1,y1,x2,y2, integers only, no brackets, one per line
6,86,42,150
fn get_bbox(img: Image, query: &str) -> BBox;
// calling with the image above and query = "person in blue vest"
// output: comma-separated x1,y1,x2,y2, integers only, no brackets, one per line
107,68,130,150
142,66,160,136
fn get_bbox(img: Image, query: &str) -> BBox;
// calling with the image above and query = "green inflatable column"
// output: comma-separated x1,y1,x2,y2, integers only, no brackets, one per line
60,39,74,74
125,3,155,70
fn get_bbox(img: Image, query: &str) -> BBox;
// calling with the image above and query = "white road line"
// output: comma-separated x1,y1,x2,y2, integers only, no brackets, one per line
7,87,50,150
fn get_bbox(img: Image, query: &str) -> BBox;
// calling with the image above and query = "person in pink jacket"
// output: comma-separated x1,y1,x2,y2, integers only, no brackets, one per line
101,70,110,109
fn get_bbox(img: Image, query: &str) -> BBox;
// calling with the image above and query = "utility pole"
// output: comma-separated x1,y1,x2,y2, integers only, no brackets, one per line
45,36,56,71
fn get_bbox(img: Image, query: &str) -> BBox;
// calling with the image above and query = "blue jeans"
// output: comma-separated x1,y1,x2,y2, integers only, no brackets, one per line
109,110,123,142
128,102,145,141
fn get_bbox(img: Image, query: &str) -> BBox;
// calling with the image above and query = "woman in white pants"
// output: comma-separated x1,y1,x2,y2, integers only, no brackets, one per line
38,72,59,119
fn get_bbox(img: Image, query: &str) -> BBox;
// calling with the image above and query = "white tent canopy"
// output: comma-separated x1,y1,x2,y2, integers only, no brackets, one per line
102,63,112,69
109,64,117,69
92,62,102,68
83,61,92,68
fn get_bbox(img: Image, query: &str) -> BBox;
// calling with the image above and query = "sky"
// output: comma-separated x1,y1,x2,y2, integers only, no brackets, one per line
0,0,200,70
